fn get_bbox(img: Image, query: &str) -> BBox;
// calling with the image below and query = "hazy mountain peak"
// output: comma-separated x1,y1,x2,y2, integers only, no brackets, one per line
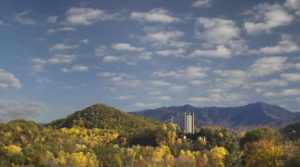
134,102,300,130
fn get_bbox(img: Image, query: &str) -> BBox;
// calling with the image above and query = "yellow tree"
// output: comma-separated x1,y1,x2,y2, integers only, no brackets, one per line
244,140,284,167
207,146,229,167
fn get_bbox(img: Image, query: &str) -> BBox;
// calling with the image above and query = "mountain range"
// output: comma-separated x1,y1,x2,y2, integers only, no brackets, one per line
133,102,300,130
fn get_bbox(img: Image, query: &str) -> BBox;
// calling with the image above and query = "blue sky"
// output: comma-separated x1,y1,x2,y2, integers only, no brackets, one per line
1,0,300,122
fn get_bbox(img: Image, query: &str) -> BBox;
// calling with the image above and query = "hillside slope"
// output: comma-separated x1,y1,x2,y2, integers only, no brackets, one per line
134,102,300,129
281,120,300,140
48,104,158,131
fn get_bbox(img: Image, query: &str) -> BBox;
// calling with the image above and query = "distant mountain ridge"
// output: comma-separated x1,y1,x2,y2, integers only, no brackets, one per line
133,102,300,130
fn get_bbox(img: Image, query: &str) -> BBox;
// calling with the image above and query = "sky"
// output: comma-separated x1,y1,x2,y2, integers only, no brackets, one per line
0,0,300,122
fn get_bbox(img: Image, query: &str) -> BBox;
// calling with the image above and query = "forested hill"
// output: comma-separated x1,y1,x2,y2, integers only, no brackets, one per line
47,103,158,131
133,102,300,130
281,120,300,140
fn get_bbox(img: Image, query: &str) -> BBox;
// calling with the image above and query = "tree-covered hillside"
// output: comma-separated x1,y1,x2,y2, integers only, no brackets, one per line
47,103,158,132
281,120,300,140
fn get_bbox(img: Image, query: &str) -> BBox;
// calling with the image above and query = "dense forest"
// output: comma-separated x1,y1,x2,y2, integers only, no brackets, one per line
0,104,299,167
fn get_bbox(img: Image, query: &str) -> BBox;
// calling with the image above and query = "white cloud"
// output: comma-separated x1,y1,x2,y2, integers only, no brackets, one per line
0,69,22,91
138,52,152,60
153,66,206,79
253,79,288,87
65,7,116,26
130,8,179,23
50,43,78,51
191,45,232,58
97,72,131,78
14,11,36,26
250,56,287,77
0,20,6,26
0,99,48,121
281,73,300,82
62,65,89,73
117,95,135,100
189,97,211,104
97,72,140,87
95,45,107,57
196,17,240,45
189,92,242,105
156,48,185,57
82,39,89,44
264,88,300,97
192,0,211,8
112,43,144,52
153,96,172,101
190,80,205,86
285,0,300,10
244,4,293,34
214,70,248,89
169,85,186,92
294,62,300,70
145,30,184,44
256,38,299,54
47,16,58,23
102,55,123,63
31,54,75,73
150,80,172,87
134,102,161,109
47,27,77,34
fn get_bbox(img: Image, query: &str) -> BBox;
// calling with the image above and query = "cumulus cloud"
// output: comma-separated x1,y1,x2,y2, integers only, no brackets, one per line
281,73,300,82
285,0,300,10
153,96,171,101
97,72,140,87
250,56,287,77
0,19,6,26
294,62,300,70
169,85,186,92
150,80,172,87
0,69,22,91
50,43,78,51
47,27,77,34
82,39,89,44
144,29,184,44
189,92,242,105
138,52,153,60
0,99,48,121
116,95,135,100
102,55,124,63
214,70,248,89
253,79,288,87
190,45,232,58
153,66,206,79
130,8,179,23
251,36,299,55
31,54,75,73
47,16,58,23
14,11,36,26
62,65,89,73
156,48,186,57
264,88,300,97
196,17,240,45
134,102,161,109
192,0,212,8
65,7,116,26
112,43,144,52
244,4,293,34
95,45,108,57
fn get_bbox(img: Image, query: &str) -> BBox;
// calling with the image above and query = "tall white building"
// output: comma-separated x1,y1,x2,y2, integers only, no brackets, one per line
183,112,194,133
